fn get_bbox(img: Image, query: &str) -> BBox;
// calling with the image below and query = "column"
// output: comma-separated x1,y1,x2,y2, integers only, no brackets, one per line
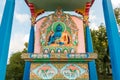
103,0,120,80
0,0,15,80
23,25,35,80
86,25,98,80
0,26,1,50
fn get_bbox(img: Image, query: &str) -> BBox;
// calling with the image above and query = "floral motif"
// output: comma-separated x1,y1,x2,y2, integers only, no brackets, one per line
61,64,86,79
32,64,58,79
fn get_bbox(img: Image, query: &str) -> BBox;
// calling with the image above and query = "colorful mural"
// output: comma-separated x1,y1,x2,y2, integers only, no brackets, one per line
34,9,85,54
32,64,58,79
30,10,89,79
61,64,86,79
30,63,89,80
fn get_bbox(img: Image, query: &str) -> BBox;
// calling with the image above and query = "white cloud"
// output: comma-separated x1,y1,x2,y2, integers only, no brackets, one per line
89,10,97,21
9,33,29,53
89,22,99,30
0,0,6,24
8,33,29,63
15,12,30,23
111,0,120,8
89,10,99,30
0,0,6,10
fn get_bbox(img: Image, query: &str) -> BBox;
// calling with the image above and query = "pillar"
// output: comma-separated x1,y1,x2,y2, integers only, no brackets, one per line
0,26,1,50
23,25,35,80
86,25,98,80
0,0,15,80
103,0,120,80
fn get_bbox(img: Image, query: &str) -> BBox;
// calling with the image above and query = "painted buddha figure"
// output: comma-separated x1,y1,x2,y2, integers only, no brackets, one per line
48,24,71,46
48,24,63,45
60,31,70,46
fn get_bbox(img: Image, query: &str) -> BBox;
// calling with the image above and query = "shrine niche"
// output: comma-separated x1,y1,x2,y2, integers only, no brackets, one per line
34,9,85,54
39,10,79,54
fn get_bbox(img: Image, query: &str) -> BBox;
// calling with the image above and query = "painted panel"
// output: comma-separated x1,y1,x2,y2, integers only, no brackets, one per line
30,63,89,80
34,10,85,54
34,18,46,53
71,16,85,53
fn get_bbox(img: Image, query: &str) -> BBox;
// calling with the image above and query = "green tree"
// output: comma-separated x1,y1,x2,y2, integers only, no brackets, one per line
91,7,120,79
6,52,25,80
114,8,120,25
6,43,28,80
91,24,111,79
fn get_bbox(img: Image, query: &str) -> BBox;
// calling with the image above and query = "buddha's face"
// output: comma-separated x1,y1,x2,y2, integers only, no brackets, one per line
56,24,62,31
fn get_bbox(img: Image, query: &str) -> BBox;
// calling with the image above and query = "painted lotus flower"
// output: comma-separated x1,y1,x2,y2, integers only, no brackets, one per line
61,64,86,79
32,64,58,79
38,65,51,73
67,64,79,72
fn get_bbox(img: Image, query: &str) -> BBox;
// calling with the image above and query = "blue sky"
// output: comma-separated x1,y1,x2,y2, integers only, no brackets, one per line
0,0,120,60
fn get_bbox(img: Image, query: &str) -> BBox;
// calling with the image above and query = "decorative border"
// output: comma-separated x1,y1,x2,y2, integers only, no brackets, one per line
21,53,97,62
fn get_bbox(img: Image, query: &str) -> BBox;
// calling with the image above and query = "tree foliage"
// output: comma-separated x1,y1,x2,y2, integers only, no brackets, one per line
6,43,28,80
91,8,120,79
91,24,112,79
114,8,120,25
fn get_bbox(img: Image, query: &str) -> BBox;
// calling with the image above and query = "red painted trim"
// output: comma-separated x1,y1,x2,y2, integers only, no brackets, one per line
84,0,95,16
24,0,35,16
29,3,35,16
91,0,95,7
